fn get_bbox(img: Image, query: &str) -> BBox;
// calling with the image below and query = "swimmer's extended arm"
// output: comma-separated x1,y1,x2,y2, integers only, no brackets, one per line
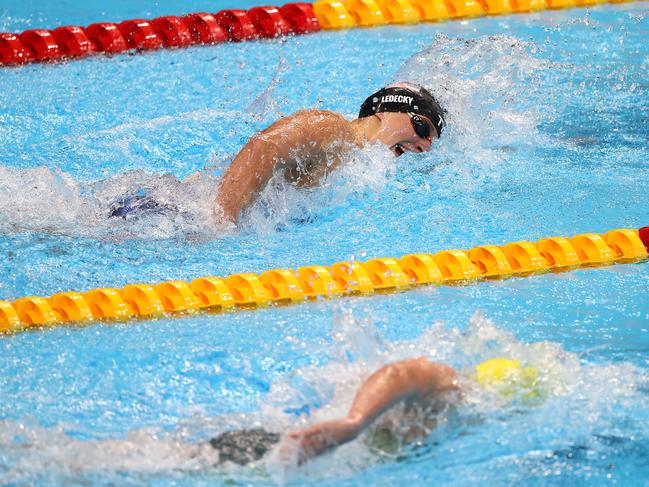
214,110,353,224
214,130,284,224
285,358,457,464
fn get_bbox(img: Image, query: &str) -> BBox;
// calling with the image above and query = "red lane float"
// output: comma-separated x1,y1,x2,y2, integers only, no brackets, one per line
52,26,94,57
117,19,163,50
0,33,32,64
19,29,62,61
182,13,227,44
151,16,193,47
280,3,321,33
215,10,259,41
639,227,649,253
0,0,641,66
0,2,320,66
248,6,293,38
84,23,128,53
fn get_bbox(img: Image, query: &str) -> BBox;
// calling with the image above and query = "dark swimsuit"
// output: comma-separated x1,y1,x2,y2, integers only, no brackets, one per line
208,429,281,466
109,188,177,219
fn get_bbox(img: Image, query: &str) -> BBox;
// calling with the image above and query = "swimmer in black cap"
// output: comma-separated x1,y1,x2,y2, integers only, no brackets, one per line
215,82,446,224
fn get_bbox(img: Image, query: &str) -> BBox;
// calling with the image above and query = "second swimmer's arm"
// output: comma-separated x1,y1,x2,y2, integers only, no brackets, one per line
285,358,457,463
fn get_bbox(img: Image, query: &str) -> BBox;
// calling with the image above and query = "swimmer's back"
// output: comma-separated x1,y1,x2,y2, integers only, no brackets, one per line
260,109,353,140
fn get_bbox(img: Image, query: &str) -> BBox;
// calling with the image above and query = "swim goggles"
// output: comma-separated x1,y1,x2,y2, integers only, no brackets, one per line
409,113,435,141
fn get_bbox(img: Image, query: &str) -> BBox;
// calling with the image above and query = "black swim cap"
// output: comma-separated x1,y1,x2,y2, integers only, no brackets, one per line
359,85,446,137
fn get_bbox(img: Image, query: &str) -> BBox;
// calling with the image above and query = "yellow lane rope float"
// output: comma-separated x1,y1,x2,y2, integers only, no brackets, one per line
1,227,647,334
312,0,637,30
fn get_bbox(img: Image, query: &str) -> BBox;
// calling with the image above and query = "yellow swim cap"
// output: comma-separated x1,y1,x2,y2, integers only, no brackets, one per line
475,357,544,404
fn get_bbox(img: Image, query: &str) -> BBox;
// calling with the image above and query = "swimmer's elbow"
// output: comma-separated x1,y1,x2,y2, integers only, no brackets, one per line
426,362,459,393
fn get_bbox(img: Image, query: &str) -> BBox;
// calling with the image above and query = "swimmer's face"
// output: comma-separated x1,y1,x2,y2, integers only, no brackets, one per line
376,112,438,157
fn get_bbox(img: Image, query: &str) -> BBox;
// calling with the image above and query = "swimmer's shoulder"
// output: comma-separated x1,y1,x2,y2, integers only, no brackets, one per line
255,110,355,159
273,109,354,142
292,108,349,124
404,358,459,393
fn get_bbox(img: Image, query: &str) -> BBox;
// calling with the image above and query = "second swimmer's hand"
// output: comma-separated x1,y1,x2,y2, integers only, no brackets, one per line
282,417,361,465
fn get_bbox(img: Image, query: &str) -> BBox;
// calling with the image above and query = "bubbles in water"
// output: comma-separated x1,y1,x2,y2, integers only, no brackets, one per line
0,139,396,240
0,165,86,235
0,420,219,483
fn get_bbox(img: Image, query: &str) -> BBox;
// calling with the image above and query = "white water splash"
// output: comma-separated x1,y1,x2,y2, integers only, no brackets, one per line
0,34,559,241
395,34,557,182
246,56,290,123
243,142,396,233
0,165,230,240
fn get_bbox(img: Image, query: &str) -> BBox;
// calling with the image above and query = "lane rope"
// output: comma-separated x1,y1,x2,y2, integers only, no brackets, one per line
0,0,639,65
1,227,647,334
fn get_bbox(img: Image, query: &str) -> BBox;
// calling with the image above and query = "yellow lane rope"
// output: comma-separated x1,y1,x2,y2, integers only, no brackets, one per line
1,228,647,334
312,0,639,30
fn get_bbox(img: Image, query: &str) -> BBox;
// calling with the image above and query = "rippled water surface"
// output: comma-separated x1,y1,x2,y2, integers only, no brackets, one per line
1,1,648,485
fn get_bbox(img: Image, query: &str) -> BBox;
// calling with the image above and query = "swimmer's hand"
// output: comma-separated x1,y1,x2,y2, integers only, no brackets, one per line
282,418,360,465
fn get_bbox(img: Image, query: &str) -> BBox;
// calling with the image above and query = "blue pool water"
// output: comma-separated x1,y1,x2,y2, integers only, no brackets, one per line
1,1,648,485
